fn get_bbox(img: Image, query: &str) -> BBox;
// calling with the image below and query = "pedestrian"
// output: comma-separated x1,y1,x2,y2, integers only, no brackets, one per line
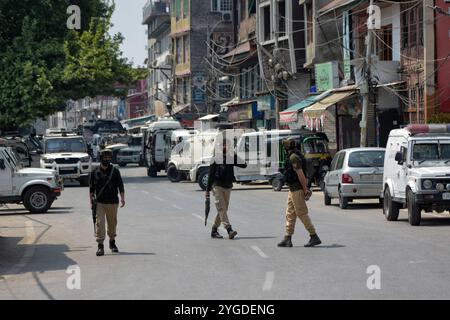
205,138,246,239
278,138,321,248
90,149,126,256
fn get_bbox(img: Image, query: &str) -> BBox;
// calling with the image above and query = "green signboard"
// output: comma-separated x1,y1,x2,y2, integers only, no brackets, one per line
314,61,339,92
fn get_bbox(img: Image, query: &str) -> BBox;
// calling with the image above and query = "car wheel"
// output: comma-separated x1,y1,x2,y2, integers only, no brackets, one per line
23,186,51,214
167,165,181,183
383,187,400,221
272,178,283,192
324,187,331,206
407,189,421,226
338,189,348,209
198,169,209,191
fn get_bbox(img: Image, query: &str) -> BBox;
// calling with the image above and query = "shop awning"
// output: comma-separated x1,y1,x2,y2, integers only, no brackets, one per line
279,93,330,124
303,90,356,118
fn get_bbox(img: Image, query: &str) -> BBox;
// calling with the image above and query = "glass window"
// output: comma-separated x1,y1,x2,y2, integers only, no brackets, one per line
336,152,345,170
220,0,232,11
348,151,385,168
45,139,86,153
412,143,439,161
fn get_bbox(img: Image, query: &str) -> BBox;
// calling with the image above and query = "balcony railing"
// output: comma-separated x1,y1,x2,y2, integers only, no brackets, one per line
143,0,169,24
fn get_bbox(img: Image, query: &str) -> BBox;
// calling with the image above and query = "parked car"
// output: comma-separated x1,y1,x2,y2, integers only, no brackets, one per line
117,134,144,167
382,124,450,226
40,132,93,186
323,147,385,209
0,146,62,213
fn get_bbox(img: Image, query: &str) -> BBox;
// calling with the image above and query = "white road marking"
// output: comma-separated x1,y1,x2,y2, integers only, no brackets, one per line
172,204,183,210
262,272,274,291
251,245,268,259
153,196,164,201
192,213,204,221
141,190,150,194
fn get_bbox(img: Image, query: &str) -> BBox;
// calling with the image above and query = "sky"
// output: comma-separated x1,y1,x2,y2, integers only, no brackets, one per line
110,0,148,68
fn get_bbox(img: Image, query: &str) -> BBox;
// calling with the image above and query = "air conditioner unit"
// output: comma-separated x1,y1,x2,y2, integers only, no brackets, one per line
222,12,232,22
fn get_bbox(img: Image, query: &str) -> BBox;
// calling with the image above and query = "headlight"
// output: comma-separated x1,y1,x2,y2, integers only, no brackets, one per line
436,183,445,191
80,156,90,163
423,179,433,189
43,158,54,164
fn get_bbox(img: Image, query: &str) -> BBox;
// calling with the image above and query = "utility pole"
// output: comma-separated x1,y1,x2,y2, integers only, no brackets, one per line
273,0,281,129
360,0,375,147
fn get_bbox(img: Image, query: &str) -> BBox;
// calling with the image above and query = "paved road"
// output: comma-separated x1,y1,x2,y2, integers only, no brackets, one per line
2,166,450,300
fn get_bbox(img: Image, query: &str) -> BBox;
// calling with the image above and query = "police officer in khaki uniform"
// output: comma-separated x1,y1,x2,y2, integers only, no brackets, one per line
205,138,246,239
278,138,321,248
90,149,126,256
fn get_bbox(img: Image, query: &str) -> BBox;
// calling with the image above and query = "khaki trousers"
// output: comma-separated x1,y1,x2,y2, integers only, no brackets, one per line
96,203,119,243
212,186,232,229
285,190,316,236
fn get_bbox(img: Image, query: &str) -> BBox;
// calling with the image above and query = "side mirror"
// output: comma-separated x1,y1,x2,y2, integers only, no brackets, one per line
0,159,5,170
395,151,404,164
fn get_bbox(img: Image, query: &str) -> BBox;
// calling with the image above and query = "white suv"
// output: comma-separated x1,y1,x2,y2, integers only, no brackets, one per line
0,146,62,213
40,134,92,186
383,124,450,226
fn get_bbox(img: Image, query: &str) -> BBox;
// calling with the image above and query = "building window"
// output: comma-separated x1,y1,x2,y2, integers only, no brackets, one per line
377,25,392,61
183,35,189,63
306,3,313,45
249,0,256,14
262,5,271,41
277,0,286,37
239,67,261,99
212,0,232,12
217,82,233,100
173,0,189,20
176,37,182,64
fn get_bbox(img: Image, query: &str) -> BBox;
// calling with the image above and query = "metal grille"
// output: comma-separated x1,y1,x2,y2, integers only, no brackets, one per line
55,158,79,164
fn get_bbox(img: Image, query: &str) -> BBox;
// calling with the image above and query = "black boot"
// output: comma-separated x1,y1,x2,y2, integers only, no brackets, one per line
109,240,119,253
96,243,104,256
226,226,237,240
304,234,322,247
211,227,223,239
278,236,293,247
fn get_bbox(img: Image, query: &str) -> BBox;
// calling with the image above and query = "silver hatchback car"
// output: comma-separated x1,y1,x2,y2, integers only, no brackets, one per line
323,148,385,209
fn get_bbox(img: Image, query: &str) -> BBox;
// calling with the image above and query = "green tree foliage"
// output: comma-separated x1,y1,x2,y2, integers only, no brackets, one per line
0,0,147,128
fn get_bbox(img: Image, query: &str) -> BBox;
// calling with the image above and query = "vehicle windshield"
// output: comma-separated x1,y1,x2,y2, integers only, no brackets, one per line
302,138,328,153
348,150,385,168
45,138,86,153
130,137,142,146
412,141,450,164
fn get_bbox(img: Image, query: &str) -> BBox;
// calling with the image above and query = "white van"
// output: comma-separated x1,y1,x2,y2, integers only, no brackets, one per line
382,124,450,225
144,118,182,177
190,129,306,190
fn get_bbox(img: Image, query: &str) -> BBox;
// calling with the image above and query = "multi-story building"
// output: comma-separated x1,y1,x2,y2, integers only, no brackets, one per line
435,0,450,114
170,0,234,125
143,0,172,116
125,79,149,119
256,0,309,129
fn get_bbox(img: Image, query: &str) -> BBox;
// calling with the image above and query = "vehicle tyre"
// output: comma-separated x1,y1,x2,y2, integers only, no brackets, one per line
118,163,127,167
383,187,400,221
407,189,421,226
23,186,51,214
79,176,90,187
147,165,157,177
324,187,331,206
198,168,209,191
338,189,348,209
272,177,283,192
167,165,181,183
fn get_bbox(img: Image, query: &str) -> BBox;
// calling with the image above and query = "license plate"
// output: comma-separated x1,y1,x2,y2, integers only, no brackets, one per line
361,174,381,182
443,193,450,200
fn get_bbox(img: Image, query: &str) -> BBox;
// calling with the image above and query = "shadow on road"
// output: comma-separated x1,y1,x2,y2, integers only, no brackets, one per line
398,217,450,227
0,242,78,276
236,236,278,240
293,244,346,249
331,203,382,210
0,207,74,216
105,252,156,256
122,176,167,184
